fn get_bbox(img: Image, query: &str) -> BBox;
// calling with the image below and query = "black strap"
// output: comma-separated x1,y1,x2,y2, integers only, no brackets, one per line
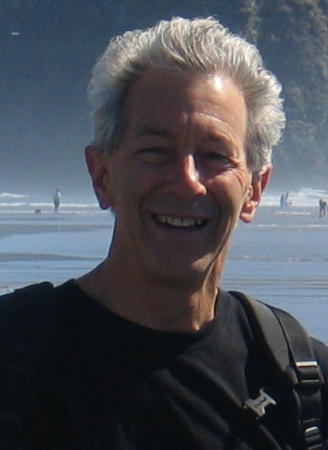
0,282,58,441
230,291,323,450
272,307,323,450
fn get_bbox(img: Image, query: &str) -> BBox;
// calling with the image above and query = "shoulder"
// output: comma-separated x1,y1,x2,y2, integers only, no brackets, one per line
0,282,55,312
0,282,58,346
228,290,328,372
0,280,78,309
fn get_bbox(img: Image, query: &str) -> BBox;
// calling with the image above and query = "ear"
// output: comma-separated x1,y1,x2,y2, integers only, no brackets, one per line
240,165,272,223
85,146,113,210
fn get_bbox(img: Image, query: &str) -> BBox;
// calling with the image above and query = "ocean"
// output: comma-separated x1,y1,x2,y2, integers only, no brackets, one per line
1,187,328,343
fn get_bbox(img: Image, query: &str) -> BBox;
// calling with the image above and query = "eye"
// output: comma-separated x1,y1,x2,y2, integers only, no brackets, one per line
138,148,172,164
198,151,232,167
203,152,227,162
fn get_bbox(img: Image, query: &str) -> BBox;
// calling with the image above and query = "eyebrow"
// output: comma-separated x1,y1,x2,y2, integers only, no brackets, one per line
137,122,239,149
138,125,170,138
207,132,234,145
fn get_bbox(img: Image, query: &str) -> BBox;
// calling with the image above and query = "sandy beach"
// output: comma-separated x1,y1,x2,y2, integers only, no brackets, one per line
0,210,113,293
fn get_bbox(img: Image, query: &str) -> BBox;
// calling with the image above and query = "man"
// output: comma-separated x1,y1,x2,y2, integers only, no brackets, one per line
52,188,61,213
1,17,328,449
319,198,327,217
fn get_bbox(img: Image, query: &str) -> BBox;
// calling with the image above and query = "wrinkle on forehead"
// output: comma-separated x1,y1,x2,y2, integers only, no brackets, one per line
122,70,247,150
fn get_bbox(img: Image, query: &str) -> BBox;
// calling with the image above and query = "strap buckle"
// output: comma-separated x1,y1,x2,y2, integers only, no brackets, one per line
243,389,277,419
295,361,322,386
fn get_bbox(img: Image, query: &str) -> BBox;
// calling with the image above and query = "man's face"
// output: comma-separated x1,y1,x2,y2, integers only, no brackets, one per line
100,70,261,283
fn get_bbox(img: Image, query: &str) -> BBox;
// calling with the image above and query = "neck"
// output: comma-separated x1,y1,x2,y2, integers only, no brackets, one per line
77,258,220,332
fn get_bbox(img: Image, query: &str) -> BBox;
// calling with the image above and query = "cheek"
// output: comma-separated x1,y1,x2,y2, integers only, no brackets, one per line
210,170,249,196
208,171,251,213
111,165,155,208
228,169,252,199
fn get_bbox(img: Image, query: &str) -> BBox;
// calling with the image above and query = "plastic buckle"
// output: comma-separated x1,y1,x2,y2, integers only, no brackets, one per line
243,389,277,419
295,361,321,386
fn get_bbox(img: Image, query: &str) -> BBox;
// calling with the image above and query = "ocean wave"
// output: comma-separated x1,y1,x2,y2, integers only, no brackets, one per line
1,187,327,210
262,187,328,207
0,192,29,199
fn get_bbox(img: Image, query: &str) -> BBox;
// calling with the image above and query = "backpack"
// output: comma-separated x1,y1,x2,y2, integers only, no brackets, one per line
0,283,324,449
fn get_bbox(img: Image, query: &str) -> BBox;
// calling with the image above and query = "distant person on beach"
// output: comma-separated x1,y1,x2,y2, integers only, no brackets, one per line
319,198,327,217
0,17,328,449
52,188,61,212
280,191,291,207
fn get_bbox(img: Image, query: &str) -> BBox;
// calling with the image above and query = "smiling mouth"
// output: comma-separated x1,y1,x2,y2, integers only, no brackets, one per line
154,214,207,228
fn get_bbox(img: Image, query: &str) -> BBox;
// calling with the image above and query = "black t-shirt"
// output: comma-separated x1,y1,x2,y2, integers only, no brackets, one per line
26,280,328,450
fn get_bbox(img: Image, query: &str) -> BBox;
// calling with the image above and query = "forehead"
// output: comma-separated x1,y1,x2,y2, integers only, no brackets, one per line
122,70,247,143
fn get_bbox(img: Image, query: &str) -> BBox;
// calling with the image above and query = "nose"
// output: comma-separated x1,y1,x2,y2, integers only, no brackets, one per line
166,154,207,199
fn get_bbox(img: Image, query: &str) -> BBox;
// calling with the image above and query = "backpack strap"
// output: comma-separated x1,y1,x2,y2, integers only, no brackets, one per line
230,291,324,450
0,282,58,441
271,306,323,450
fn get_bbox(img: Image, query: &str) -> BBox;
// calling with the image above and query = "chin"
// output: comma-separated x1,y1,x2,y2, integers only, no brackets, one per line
150,257,214,285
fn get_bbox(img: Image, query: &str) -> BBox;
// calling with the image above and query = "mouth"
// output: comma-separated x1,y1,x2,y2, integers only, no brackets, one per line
153,214,208,229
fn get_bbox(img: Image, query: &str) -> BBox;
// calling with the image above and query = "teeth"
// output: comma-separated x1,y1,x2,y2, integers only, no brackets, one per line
156,215,204,227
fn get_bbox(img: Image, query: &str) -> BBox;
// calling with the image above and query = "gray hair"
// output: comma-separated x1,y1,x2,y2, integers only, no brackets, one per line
88,16,286,173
